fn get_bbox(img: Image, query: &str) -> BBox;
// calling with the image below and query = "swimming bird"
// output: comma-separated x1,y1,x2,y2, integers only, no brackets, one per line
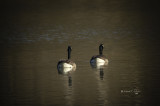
57,46,76,72
90,44,108,68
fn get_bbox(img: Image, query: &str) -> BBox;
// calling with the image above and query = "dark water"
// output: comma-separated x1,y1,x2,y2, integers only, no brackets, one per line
1,0,160,105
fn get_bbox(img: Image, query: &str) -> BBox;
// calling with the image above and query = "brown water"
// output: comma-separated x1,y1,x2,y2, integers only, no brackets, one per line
1,0,160,105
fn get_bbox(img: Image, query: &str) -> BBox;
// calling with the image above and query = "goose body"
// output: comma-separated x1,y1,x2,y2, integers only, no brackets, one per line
90,44,108,68
57,60,76,69
57,46,76,72
90,55,108,65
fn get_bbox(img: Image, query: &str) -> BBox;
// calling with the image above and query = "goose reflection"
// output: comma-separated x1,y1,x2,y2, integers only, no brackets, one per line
68,75,72,86
100,68,104,80
90,57,108,105
57,67,76,86
90,61,106,80
57,67,74,105
90,60,108,104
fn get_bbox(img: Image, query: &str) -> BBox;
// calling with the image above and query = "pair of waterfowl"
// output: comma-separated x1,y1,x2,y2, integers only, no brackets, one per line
57,44,108,71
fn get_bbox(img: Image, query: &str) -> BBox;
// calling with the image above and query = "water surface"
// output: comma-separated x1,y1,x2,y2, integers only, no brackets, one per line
1,0,160,105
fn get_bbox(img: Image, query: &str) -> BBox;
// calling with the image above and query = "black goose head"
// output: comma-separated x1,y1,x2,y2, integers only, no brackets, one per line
67,46,72,59
99,44,104,55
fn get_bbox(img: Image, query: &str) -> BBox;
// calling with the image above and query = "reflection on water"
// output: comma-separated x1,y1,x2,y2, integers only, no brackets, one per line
68,76,72,87
100,68,104,80
57,67,74,105
1,0,159,105
90,60,109,105
97,73,108,105
90,57,107,80
57,66,75,87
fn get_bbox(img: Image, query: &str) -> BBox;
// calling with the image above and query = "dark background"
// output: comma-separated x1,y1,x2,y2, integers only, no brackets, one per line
0,0,160,105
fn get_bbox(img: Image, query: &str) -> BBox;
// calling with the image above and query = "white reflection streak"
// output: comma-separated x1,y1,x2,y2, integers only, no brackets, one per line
90,61,108,105
64,75,73,106
57,68,75,106
97,68,108,105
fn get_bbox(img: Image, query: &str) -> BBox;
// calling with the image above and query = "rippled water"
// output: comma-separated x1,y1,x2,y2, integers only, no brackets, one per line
1,0,160,105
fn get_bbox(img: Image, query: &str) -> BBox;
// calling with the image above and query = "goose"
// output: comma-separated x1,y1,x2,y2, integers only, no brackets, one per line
57,46,76,71
90,44,108,67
